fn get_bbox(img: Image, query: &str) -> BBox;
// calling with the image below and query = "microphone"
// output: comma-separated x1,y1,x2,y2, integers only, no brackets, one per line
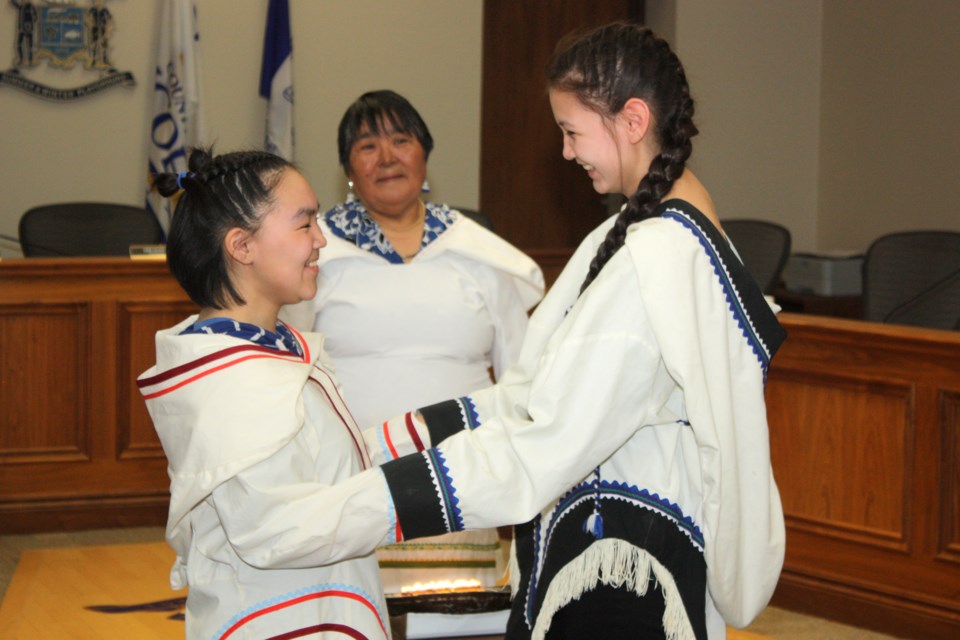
0,232,73,257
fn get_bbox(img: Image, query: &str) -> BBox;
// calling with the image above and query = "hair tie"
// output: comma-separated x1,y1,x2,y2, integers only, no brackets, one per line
176,171,190,190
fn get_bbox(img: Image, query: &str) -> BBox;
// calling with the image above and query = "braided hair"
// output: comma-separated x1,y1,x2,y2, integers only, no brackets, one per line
547,22,698,294
153,148,294,309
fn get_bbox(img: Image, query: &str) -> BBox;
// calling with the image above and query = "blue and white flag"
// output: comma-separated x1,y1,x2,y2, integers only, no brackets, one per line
259,0,294,160
146,0,205,236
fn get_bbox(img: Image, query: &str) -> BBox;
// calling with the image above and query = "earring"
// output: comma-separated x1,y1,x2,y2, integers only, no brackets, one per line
346,179,356,202
421,178,430,194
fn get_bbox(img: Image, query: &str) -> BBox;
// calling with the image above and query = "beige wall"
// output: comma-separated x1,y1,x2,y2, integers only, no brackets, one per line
0,0,481,257
817,0,960,252
665,0,824,252
2,1,958,258
655,0,960,253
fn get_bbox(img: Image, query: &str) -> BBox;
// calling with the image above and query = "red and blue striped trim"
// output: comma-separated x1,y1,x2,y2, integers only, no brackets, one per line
138,345,307,400
213,584,387,640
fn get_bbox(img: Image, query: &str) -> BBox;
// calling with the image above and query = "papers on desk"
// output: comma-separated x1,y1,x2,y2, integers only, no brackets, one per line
129,244,167,260
405,609,509,639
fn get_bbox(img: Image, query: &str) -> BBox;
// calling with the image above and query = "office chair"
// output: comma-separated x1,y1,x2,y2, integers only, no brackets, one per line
862,230,960,326
722,219,792,294
19,202,163,257
453,206,495,231
883,270,960,330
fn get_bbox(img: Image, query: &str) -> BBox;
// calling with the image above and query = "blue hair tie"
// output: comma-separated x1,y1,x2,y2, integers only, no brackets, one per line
176,171,190,190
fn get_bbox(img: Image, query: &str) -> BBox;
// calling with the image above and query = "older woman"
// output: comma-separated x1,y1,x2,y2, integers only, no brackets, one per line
284,90,544,593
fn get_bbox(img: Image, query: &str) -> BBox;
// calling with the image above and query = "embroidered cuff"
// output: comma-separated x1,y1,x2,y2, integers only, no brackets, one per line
420,397,481,442
381,449,464,540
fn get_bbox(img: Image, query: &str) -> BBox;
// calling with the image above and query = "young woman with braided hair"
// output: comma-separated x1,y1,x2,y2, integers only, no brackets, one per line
139,148,435,639
344,22,789,638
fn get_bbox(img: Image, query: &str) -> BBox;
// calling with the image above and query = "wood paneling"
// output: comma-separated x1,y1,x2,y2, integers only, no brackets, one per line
768,313,960,639
0,258,196,533
118,302,195,459
0,304,88,462
942,392,960,562
768,372,911,547
481,1,644,250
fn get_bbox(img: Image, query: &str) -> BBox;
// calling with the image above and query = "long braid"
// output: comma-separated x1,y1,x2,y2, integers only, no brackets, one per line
548,23,698,295
546,23,700,542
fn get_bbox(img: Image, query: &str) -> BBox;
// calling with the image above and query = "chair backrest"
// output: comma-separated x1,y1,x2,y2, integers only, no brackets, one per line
722,219,792,294
884,270,960,330
19,202,163,257
453,206,494,231
862,230,960,325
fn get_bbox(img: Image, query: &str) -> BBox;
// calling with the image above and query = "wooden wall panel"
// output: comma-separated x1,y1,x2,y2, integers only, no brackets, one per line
481,0,644,250
0,259,195,533
0,303,89,462
768,372,910,547
768,313,960,639
941,392,960,562
117,302,196,459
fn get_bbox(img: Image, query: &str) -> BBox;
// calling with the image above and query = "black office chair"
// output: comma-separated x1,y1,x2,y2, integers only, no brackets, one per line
19,202,163,257
453,206,495,231
862,230,960,326
884,270,960,330
722,219,792,294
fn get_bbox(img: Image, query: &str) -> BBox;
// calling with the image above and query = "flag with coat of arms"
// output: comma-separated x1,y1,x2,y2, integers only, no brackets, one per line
260,0,294,160
145,0,206,236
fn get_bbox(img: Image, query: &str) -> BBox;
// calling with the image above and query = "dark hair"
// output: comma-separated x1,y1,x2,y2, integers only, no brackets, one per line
336,90,434,172
153,148,294,309
548,22,698,294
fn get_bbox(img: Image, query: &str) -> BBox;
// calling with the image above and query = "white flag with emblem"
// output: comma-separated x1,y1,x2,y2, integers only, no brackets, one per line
145,0,205,237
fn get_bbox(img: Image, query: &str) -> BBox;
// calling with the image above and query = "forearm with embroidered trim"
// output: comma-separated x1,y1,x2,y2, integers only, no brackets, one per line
379,450,457,541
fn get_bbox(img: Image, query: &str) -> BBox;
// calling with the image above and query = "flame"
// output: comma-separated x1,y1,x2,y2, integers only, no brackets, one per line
399,579,483,594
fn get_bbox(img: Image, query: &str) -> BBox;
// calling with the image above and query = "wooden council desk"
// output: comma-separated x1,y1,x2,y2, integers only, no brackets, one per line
0,258,195,532
1,259,958,637
766,312,960,638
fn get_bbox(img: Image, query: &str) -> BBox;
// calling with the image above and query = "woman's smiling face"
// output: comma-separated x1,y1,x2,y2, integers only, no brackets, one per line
549,88,635,196
244,168,325,312
346,119,427,217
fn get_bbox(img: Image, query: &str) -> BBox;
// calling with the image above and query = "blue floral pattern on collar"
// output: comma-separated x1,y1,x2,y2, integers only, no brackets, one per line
179,318,303,357
324,200,458,264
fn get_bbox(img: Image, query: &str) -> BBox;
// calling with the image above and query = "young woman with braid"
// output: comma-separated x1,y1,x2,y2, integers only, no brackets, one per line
138,148,435,639
345,22,789,639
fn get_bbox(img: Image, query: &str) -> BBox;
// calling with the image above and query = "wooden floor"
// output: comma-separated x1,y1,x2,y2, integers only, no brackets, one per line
0,542,184,638
0,541,769,639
